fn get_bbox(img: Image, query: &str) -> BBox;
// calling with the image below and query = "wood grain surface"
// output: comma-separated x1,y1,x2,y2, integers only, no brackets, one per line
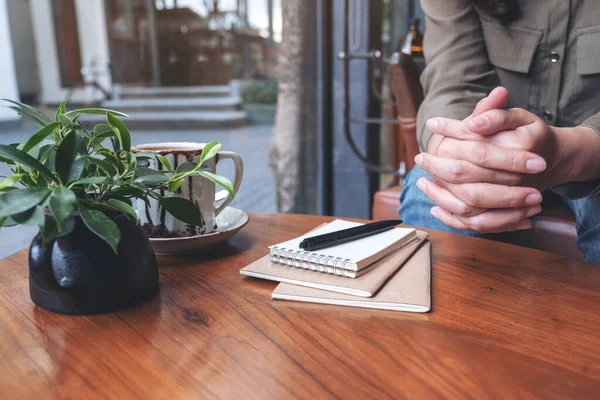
1,213,599,399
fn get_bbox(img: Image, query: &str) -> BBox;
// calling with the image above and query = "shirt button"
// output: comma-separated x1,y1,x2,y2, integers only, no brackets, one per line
543,111,553,122
549,51,560,63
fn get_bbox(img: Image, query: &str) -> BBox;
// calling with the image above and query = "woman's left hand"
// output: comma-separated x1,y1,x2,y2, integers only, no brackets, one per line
421,108,574,189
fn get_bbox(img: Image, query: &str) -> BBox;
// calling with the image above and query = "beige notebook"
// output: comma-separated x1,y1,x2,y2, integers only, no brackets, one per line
273,241,431,312
241,231,428,297
269,219,417,273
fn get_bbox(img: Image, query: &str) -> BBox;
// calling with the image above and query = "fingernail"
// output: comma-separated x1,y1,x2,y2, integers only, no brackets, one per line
426,118,438,130
517,220,532,230
430,207,440,218
490,87,502,96
414,153,423,166
526,205,542,218
470,115,488,127
416,178,426,193
525,193,542,206
525,158,547,172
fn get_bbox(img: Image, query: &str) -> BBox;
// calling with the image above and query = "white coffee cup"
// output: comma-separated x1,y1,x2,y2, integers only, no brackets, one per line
131,142,243,236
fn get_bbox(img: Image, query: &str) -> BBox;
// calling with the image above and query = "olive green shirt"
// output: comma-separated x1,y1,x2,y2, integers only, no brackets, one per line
418,0,600,198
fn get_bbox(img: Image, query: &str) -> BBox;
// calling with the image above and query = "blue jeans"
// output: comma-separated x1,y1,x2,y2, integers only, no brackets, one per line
399,166,600,264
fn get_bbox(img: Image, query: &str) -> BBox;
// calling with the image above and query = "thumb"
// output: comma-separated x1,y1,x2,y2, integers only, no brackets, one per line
467,87,509,121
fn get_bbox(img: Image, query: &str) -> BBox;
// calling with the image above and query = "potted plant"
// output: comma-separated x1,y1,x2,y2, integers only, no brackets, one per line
0,100,234,315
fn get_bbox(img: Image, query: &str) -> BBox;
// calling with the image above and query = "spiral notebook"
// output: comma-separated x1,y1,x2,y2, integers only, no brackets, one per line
241,231,428,297
268,219,417,275
272,241,431,312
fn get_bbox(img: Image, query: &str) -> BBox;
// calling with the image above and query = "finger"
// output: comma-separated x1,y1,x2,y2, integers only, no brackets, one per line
466,108,538,135
430,206,470,230
426,118,482,141
416,178,486,217
455,205,540,233
430,206,538,233
443,181,543,209
415,152,522,185
469,87,509,119
437,139,547,173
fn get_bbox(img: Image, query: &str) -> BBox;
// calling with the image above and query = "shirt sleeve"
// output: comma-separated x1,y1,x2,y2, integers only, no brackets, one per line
551,112,600,199
580,111,600,135
418,0,500,151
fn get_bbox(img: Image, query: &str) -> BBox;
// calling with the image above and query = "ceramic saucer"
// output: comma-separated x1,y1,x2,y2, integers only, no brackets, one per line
149,207,249,256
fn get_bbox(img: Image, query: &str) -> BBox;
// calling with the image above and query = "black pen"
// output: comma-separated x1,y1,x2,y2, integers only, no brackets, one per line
299,219,403,251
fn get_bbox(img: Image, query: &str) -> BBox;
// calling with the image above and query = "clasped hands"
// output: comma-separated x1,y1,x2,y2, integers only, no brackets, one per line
415,87,588,233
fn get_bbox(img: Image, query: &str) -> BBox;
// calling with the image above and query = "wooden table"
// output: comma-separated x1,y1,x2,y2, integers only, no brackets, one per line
1,214,600,399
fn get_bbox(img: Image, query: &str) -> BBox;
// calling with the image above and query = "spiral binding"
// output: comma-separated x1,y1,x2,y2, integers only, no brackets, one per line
269,246,354,275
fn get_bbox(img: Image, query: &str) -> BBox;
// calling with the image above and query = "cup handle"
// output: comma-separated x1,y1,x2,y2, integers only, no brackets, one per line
214,151,243,216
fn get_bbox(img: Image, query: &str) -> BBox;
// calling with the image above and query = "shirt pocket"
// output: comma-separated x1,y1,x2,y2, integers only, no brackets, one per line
481,20,542,109
481,20,542,74
577,26,600,75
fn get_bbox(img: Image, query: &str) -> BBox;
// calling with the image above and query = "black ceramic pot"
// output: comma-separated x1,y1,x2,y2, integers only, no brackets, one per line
28,213,159,315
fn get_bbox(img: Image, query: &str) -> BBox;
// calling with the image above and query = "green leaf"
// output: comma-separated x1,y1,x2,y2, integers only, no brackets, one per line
106,113,131,152
4,105,46,127
124,151,137,174
55,99,67,120
11,205,45,227
157,154,172,171
44,147,57,172
38,144,55,164
134,174,168,184
108,127,122,152
49,186,76,231
166,163,210,192
0,217,18,228
134,167,162,177
161,196,204,226
55,130,87,184
73,117,90,137
133,168,167,185
40,215,75,245
107,194,132,205
58,114,72,128
0,174,25,190
3,99,51,126
0,187,51,219
196,170,235,197
107,198,138,221
111,185,149,201
90,124,116,147
70,177,114,186
19,122,61,153
96,148,119,167
79,156,118,177
200,142,222,164
66,108,130,118
168,179,185,192
93,124,114,136
175,162,198,175
77,202,121,254
0,144,56,183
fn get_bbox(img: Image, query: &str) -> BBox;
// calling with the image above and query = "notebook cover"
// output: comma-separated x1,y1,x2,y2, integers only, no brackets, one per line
240,231,428,297
272,241,431,313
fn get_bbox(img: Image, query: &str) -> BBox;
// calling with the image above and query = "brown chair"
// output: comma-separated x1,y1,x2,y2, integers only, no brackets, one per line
373,55,582,260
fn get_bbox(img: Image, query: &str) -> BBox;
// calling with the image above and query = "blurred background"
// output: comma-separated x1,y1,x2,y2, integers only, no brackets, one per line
0,0,424,256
